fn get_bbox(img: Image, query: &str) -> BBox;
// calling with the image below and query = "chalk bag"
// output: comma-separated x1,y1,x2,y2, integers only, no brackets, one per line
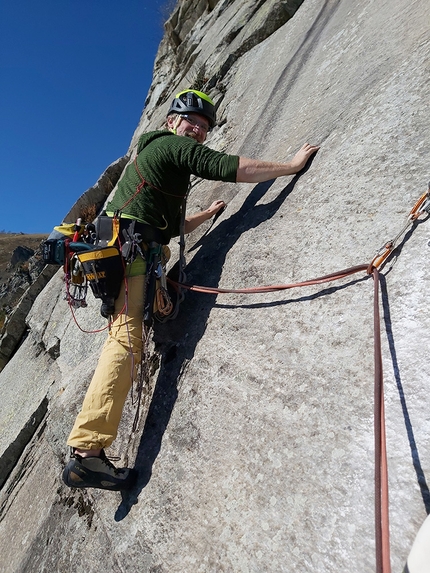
77,247,124,318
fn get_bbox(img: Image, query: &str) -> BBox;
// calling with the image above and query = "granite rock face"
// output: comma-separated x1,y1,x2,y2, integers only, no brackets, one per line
133,0,305,144
1,0,430,571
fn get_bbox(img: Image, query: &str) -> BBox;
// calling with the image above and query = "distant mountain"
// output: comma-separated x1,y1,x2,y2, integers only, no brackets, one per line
0,233,47,282
0,233,48,329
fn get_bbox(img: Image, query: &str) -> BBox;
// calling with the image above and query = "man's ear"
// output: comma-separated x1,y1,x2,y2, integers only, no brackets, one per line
166,114,178,133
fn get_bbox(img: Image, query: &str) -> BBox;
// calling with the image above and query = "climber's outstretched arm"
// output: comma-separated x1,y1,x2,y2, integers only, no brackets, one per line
236,143,319,183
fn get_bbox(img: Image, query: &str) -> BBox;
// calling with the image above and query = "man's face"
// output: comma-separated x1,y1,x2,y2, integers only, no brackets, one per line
167,113,210,144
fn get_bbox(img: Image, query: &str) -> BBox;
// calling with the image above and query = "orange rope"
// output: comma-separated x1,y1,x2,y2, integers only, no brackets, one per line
66,257,129,334
168,264,369,295
67,298,125,334
372,268,391,573
171,263,393,569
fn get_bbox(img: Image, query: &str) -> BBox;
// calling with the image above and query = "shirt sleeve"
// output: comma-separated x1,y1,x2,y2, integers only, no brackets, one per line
159,136,239,183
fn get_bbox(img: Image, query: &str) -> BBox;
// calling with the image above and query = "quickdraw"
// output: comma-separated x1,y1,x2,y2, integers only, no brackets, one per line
367,182,430,273
142,241,173,326
64,250,88,309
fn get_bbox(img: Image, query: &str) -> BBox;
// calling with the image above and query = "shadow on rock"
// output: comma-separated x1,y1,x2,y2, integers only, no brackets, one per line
115,160,320,520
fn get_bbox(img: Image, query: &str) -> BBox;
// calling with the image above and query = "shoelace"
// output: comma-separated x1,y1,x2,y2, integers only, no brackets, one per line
99,450,122,474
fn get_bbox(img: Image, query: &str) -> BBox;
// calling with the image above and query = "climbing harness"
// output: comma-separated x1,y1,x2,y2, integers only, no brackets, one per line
143,242,166,326
136,241,175,325
156,194,188,323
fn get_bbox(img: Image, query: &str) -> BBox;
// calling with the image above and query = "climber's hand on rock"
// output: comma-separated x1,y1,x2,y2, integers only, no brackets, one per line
184,200,226,233
289,143,320,173
206,200,226,217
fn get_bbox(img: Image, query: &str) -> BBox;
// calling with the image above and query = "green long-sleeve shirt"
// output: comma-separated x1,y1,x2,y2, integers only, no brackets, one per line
106,130,239,244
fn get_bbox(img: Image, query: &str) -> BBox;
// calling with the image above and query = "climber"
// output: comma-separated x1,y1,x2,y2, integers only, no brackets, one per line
62,89,319,491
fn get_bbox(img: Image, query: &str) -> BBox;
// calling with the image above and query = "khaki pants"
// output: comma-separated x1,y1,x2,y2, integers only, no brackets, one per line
67,274,145,450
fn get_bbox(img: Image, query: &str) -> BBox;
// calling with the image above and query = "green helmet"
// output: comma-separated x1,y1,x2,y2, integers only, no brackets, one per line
167,89,216,128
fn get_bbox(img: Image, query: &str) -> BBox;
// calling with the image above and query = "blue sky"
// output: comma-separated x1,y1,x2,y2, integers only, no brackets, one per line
0,0,171,234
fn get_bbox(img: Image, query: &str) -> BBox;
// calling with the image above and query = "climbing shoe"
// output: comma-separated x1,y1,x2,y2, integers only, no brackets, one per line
62,449,137,491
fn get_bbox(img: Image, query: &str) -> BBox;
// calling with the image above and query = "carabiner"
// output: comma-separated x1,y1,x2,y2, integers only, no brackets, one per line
409,183,430,220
